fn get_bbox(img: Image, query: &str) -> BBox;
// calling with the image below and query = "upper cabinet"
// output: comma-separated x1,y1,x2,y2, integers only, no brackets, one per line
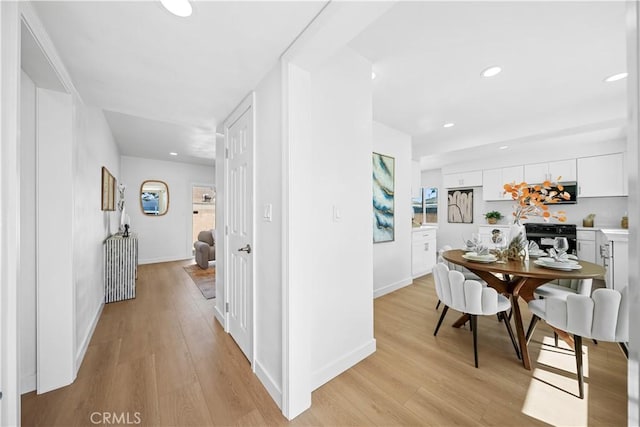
524,159,576,183
443,170,482,188
577,153,627,198
483,166,523,201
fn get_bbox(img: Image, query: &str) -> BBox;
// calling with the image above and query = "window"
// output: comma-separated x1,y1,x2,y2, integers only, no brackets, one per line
413,187,438,225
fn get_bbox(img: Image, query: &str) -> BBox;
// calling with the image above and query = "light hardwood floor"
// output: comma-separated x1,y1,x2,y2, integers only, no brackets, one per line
22,261,627,426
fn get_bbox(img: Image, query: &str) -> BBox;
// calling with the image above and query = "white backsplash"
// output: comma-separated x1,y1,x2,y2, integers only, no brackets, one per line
434,184,628,250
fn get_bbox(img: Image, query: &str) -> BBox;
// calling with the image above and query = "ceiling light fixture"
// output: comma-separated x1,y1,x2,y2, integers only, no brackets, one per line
604,72,628,82
169,152,178,156
499,145,509,150
443,122,455,128
371,71,377,80
160,0,192,17
481,66,502,78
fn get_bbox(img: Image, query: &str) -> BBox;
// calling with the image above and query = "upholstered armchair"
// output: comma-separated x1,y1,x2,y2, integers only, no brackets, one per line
194,229,215,269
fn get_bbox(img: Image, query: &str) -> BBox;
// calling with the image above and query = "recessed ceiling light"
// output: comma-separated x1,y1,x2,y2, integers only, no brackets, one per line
443,122,455,128
160,0,192,17
371,71,377,80
604,72,628,82
169,152,178,156
499,145,509,150
481,66,502,78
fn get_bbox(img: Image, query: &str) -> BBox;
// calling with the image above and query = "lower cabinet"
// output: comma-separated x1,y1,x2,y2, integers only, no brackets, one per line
576,229,597,263
412,228,437,278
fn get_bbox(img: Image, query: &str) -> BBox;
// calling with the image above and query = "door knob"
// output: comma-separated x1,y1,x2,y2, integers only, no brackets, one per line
238,244,252,254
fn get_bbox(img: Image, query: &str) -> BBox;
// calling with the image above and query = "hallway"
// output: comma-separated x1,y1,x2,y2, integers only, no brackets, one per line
22,261,627,426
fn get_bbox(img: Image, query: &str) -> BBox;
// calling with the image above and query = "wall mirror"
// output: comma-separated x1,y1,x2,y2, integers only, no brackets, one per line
140,180,169,216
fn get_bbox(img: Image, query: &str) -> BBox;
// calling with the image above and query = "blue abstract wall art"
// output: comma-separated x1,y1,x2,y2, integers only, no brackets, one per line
372,152,395,243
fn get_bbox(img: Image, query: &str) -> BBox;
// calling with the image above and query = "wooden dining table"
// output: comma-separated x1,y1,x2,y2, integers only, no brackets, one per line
442,249,605,370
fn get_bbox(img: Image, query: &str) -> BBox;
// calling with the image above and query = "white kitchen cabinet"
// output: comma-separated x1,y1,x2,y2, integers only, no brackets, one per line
524,159,576,183
482,166,523,201
443,170,483,189
412,228,437,278
577,153,626,197
576,229,597,263
599,229,629,291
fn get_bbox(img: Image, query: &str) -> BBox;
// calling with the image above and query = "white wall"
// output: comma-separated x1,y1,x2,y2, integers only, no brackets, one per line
372,121,413,297
254,65,284,405
411,160,421,199
13,2,122,395
121,156,214,264
308,47,376,389
19,70,36,393
423,139,630,250
73,105,121,369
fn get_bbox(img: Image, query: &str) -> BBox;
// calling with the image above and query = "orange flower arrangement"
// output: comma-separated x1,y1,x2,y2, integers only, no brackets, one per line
503,178,570,224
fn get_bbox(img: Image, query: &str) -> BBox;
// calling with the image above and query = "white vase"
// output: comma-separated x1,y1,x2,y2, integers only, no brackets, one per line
508,222,527,260
120,205,127,232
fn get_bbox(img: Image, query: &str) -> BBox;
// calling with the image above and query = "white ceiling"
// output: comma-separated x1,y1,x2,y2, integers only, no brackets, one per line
348,1,628,169
32,1,628,169
33,1,326,166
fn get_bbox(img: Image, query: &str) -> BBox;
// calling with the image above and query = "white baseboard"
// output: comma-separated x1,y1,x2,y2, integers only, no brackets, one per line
214,304,226,329
138,255,192,265
413,269,434,279
75,300,104,376
255,360,282,409
21,373,36,394
311,338,376,391
373,277,413,298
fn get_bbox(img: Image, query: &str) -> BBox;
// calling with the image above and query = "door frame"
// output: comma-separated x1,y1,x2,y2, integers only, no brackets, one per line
0,2,21,424
189,182,216,258
222,92,256,367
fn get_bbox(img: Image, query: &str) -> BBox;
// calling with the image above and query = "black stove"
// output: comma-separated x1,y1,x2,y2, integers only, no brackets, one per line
525,223,577,253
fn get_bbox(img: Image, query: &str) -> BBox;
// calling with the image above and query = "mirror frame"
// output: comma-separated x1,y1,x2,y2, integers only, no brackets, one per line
140,179,170,216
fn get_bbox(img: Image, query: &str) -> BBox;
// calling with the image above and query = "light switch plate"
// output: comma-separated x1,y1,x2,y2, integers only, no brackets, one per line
333,205,341,222
263,204,272,222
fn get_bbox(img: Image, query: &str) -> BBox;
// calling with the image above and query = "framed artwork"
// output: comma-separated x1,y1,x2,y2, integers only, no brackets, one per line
448,188,473,223
101,166,116,211
372,152,395,243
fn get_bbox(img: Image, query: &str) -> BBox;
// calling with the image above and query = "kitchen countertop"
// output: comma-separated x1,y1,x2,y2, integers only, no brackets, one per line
600,228,629,241
576,226,628,232
412,225,438,231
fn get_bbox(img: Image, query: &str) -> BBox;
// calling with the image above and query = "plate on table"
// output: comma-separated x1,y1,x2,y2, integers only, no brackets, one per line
528,250,546,258
462,253,497,263
534,259,583,271
538,257,579,265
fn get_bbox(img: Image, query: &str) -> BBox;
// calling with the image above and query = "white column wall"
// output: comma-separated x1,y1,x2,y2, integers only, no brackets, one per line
254,64,284,406
626,1,639,424
308,47,376,390
372,121,413,298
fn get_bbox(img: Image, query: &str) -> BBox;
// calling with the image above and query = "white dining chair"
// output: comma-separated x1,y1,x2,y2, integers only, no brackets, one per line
436,245,487,309
528,287,628,398
432,263,521,368
525,278,593,345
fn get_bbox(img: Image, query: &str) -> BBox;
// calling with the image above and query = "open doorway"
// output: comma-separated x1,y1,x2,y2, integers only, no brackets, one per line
192,185,215,253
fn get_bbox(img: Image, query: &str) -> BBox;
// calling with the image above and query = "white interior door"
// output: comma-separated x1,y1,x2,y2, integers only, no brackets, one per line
36,87,75,393
226,100,254,362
